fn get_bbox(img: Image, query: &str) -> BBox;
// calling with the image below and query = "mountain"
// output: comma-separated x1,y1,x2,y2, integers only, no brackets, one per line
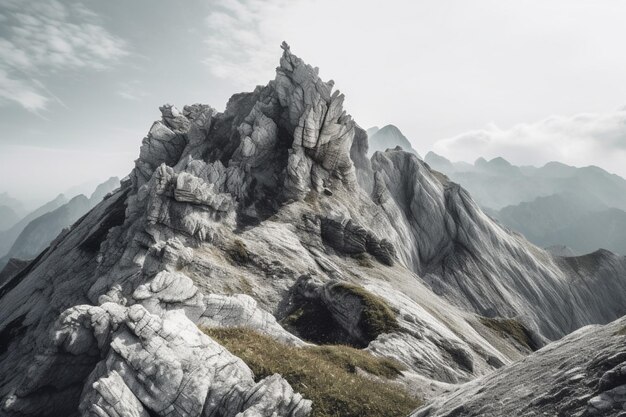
0,206,20,231
3,195,91,262
0,177,120,266
0,194,68,257
548,208,626,255
424,152,626,211
0,192,25,217
368,124,421,157
495,193,626,255
424,152,626,255
0,258,28,286
0,43,625,417
366,126,380,137
89,177,120,204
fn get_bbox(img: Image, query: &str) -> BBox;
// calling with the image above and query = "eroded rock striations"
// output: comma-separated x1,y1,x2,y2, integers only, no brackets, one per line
0,42,625,416
412,317,626,417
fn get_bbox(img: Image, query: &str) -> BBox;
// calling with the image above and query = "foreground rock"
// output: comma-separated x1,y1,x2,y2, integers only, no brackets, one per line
412,316,626,416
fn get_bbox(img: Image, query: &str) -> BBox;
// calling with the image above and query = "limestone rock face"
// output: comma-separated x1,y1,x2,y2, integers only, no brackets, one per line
0,43,625,417
412,317,626,417
56,304,311,417
275,42,357,199
371,148,626,340
320,217,395,265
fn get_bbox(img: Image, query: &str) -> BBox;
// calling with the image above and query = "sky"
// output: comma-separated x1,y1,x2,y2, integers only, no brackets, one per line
1,0,626,204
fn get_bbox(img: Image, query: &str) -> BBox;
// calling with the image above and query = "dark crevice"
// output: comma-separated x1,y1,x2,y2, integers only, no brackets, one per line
80,188,130,253
281,298,361,347
0,314,26,355
0,247,48,299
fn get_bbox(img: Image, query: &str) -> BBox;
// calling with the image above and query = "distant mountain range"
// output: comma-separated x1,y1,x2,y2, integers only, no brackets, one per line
367,125,421,157
0,177,119,268
361,126,626,255
424,152,626,255
496,193,626,256
424,152,626,211
0,192,27,231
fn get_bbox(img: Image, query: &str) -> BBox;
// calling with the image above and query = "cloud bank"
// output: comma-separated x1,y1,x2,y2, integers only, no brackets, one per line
0,0,128,112
433,108,626,177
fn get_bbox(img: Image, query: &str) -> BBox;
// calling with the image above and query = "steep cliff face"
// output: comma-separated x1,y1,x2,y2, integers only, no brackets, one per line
0,43,624,417
368,149,626,339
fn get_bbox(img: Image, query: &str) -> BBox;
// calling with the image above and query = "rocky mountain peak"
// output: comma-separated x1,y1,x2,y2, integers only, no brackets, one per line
1,43,625,417
131,42,358,228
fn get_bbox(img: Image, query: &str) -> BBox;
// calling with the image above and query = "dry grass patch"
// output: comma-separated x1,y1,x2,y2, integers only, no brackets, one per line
334,283,400,341
480,317,539,351
227,239,250,264
203,327,420,417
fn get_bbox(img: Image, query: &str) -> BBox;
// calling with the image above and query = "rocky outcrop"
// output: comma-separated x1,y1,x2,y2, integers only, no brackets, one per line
320,217,395,265
56,304,311,417
412,316,626,416
371,148,626,340
0,258,28,286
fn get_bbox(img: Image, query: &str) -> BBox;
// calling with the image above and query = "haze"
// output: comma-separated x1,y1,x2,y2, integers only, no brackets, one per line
2,0,626,203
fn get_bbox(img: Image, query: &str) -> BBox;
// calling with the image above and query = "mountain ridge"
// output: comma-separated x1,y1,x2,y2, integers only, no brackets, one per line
0,43,624,417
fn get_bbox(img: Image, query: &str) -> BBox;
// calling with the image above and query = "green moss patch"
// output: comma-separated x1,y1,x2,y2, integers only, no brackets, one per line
334,283,400,341
203,327,420,417
615,325,626,336
479,317,539,351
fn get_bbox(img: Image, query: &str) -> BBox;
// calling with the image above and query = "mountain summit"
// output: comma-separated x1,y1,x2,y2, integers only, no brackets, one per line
1,43,625,417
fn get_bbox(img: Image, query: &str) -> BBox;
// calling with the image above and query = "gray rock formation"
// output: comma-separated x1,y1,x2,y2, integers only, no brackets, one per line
412,316,626,416
0,43,625,417
369,148,626,340
0,258,28,286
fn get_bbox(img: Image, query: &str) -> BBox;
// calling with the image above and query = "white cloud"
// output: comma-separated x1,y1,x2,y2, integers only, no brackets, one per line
116,81,148,102
203,0,292,88
433,108,626,177
0,0,129,112
0,69,49,111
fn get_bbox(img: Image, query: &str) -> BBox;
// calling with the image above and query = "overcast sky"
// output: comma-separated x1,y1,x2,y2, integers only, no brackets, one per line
2,0,626,204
